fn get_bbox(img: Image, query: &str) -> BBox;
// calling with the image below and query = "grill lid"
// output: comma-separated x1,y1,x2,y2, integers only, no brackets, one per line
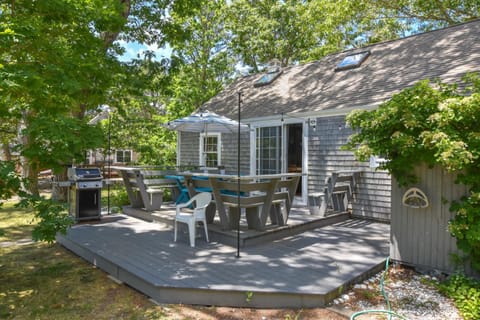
67,167,103,181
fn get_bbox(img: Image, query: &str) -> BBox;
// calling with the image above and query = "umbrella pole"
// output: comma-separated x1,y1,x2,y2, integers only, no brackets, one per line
236,92,242,258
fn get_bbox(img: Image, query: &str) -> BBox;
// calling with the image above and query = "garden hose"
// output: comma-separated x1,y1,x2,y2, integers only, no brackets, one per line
350,257,408,320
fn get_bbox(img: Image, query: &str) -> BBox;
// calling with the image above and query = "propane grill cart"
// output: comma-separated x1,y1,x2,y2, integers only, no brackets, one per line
67,167,103,221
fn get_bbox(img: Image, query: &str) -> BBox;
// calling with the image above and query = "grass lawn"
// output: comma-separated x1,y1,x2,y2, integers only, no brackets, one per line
0,202,172,319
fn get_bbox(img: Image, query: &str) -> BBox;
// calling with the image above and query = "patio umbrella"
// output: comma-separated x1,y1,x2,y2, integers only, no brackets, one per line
165,110,249,165
165,110,249,135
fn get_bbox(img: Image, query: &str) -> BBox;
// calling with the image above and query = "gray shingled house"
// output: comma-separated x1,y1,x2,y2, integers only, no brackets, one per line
175,20,480,223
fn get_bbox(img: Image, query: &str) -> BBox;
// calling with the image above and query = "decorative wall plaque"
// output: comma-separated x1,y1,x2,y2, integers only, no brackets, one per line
402,187,429,209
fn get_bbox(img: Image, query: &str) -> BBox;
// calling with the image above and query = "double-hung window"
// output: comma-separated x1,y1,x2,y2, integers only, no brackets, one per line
115,150,132,163
200,133,221,168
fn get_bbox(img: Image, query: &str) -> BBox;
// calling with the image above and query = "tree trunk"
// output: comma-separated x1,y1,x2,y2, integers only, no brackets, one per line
21,157,40,196
19,115,40,196
102,0,131,48
52,169,69,202
2,143,11,161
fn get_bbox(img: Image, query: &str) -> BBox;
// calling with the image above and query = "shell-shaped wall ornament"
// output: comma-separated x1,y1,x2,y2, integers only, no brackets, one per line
402,187,429,209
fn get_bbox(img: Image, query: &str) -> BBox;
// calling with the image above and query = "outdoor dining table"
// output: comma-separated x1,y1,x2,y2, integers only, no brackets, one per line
180,172,301,231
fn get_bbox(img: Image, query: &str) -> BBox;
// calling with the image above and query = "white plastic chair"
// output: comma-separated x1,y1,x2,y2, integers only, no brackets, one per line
174,192,212,247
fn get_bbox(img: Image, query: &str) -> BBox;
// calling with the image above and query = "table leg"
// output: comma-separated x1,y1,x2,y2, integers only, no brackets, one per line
208,177,231,230
206,202,216,224
258,178,280,229
228,207,240,230
246,207,262,230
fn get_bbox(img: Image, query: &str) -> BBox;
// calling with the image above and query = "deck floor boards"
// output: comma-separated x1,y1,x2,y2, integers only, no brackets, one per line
58,212,390,308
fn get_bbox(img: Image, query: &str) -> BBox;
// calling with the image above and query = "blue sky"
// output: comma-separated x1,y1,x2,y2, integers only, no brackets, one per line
117,41,172,62
118,40,250,75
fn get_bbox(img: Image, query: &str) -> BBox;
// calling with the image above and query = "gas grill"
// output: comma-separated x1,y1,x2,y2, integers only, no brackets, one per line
67,167,103,221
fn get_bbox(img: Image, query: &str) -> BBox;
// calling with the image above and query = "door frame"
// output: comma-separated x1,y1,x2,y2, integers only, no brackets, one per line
249,119,308,206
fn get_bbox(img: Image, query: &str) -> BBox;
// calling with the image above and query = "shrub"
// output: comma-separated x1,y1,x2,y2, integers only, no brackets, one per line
438,274,480,320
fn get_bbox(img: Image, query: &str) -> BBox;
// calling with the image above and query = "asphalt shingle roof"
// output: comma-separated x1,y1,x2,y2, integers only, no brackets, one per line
203,20,480,120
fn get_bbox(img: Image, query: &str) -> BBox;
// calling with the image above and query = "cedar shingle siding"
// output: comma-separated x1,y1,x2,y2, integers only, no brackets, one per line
308,115,391,221
220,132,250,174
179,132,200,168
179,131,250,174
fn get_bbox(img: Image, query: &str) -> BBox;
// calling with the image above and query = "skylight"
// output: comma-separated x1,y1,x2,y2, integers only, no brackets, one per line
335,51,370,71
253,66,282,87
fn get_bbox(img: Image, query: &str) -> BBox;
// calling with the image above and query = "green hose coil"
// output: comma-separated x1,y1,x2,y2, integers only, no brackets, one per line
350,257,408,320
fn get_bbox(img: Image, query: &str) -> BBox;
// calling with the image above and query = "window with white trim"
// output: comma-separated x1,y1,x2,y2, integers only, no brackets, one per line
256,126,282,174
115,150,132,163
200,133,221,168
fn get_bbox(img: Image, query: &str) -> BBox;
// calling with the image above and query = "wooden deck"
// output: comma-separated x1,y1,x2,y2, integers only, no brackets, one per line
58,207,390,308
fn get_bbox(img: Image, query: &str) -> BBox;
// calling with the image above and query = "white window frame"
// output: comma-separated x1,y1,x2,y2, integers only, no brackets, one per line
255,126,282,175
115,150,132,163
199,133,221,168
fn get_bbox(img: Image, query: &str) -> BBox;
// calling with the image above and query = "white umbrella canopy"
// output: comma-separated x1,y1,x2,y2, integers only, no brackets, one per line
164,110,249,168
165,110,249,134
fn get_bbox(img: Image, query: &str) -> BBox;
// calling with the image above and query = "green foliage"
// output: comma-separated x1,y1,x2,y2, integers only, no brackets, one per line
345,74,480,270
22,114,105,173
226,0,317,68
102,106,176,167
166,0,233,116
1,0,124,194
439,274,480,320
103,186,130,210
0,168,71,244
17,196,74,243
225,0,370,68
223,0,477,70
0,0,122,110
0,161,22,202
345,79,450,186
450,192,480,271
371,0,480,26
245,291,254,303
